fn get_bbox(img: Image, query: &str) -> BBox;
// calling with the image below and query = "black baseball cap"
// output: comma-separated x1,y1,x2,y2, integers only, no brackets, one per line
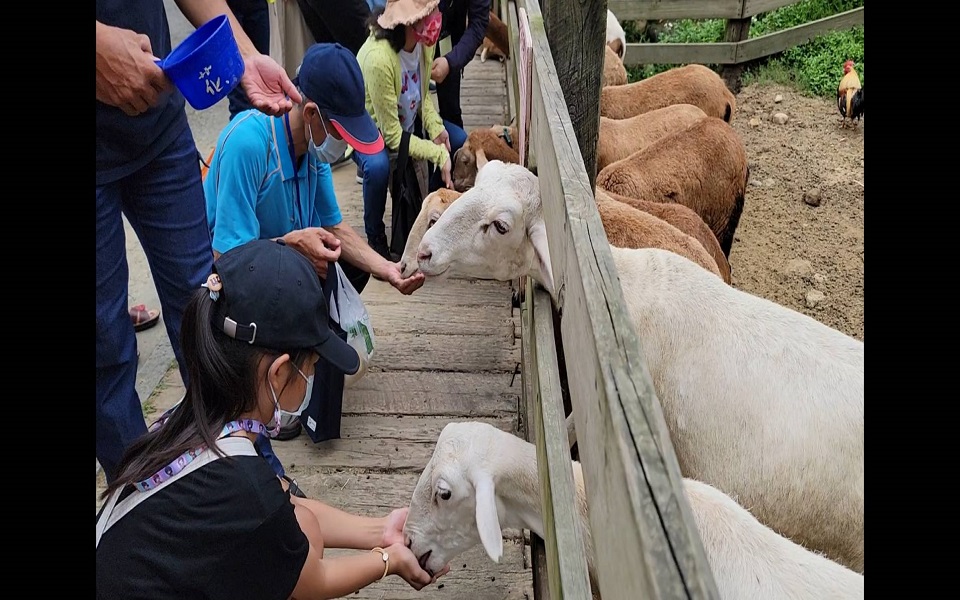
293,43,385,155
212,239,360,375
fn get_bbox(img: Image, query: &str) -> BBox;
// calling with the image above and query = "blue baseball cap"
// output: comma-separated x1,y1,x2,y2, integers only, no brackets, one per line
293,43,385,155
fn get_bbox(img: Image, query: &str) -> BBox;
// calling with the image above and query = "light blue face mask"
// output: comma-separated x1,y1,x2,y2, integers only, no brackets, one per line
308,118,349,164
278,364,314,418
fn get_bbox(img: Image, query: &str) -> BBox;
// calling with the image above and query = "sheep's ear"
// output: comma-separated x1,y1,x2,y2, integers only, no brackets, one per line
475,147,489,171
473,472,503,563
528,219,555,296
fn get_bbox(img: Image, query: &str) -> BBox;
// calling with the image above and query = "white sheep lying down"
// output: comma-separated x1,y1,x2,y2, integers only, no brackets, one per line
415,159,864,573
404,422,865,599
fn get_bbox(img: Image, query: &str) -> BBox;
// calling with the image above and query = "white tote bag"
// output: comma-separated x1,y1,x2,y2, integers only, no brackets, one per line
268,0,317,79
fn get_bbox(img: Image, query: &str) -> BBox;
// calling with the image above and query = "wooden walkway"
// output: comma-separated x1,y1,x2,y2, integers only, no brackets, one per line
98,56,530,598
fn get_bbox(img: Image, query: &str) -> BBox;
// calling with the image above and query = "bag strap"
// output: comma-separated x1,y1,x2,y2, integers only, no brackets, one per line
96,437,257,548
396,129,412,177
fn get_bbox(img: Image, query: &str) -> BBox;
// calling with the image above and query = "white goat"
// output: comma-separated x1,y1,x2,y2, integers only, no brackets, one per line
404,421,865,600
606,9,627,59
415,159,864,573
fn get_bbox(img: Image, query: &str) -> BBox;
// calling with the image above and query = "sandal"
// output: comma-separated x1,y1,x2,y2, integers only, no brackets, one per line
130,304,161,332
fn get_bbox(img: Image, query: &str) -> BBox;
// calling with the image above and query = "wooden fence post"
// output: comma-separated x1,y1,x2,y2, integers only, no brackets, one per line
539,0,607,192
721,0,752,93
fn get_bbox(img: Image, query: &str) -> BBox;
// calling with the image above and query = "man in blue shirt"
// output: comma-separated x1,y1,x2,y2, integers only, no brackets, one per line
96,0,300,485
205,43,426,477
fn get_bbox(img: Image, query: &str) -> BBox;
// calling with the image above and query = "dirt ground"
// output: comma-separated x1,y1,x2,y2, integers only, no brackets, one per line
727,82,864,340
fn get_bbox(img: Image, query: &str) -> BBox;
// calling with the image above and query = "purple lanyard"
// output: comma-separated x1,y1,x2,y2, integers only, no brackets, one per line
283,113,307,228
133,419,268,492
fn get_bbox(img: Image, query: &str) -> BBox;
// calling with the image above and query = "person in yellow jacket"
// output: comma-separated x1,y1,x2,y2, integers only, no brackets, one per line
354,0,466,259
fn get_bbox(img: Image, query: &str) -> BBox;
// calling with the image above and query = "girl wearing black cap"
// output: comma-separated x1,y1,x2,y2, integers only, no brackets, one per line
97,239,446,599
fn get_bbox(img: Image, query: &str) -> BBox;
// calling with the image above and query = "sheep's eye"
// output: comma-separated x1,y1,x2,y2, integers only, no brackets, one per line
428,218,437,228
439,489,452,500
493,220,508,235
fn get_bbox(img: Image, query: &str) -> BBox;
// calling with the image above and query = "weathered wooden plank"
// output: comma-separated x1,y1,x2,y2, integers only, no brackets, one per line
607,0,744,20
359,277,514,308
527,0,720,597
531,287,592,598
275,415,518,472
323,541,532,599
736,7,864,62
503,0,520,123
460,94,509,107
364,300,515,337
520,276,551,600
370,332,519,373
540,0,605,191
742,0,797,18
344,371,519,417
623,41,739,66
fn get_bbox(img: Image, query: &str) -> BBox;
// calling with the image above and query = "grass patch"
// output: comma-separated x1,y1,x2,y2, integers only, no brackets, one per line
624,0,864,97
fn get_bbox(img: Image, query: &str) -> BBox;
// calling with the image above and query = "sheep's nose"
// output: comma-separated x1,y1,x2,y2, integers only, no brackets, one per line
418,247,432,263
400,260,407,272
406,536,413,549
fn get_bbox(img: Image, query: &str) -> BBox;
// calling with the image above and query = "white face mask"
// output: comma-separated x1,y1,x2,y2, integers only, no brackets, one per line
279,364,314,418
308,119,348,164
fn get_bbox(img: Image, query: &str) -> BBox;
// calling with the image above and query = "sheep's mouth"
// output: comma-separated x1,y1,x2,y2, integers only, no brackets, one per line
418,550,433,576
420,264,449,278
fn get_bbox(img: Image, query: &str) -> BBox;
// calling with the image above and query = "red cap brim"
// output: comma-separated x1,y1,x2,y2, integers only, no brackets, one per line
330,119,385,155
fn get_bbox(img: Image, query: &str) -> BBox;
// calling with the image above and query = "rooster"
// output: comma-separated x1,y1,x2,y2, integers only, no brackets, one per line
837,60,864,128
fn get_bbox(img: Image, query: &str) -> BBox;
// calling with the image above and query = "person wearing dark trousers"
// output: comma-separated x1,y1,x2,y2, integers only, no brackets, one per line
297,0,373,56
431,0,489,129
225,0,271,120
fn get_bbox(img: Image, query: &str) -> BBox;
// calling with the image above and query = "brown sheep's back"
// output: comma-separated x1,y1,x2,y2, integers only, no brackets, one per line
600,64,736,122
598,187,731,283
595,117,748,256
603,45,628,87
596,191,723,280
596,104,707,172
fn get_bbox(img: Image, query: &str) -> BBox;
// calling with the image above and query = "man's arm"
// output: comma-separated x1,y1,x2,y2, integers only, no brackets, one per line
443,0,490,72
325,221,426,295
326,221,392,278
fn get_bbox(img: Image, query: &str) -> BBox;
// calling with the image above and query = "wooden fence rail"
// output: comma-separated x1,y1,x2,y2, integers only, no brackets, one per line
609,0,863,69
507,0,721,598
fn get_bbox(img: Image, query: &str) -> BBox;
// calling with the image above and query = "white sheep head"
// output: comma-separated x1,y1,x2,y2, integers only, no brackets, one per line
403,422,508,577
416,150,555,295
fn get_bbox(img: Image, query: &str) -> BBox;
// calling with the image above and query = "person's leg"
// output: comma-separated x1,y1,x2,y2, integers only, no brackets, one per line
435,62,464,130
96,181,148,484
429,119,467,192
357,147,392,254
298,0,371,55
225,0,270,119
119,126,215,391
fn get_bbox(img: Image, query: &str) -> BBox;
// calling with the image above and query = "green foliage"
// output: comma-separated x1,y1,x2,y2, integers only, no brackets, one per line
622,0,864,98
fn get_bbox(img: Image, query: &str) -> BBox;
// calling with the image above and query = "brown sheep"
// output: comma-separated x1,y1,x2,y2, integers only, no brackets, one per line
595,189,723,280
598,187,732,283
603,45,627,87
600,64,736,122
595,117,749,257
596,104,707,172
452,126,519,192
399,188,464,277
482,11,510,60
